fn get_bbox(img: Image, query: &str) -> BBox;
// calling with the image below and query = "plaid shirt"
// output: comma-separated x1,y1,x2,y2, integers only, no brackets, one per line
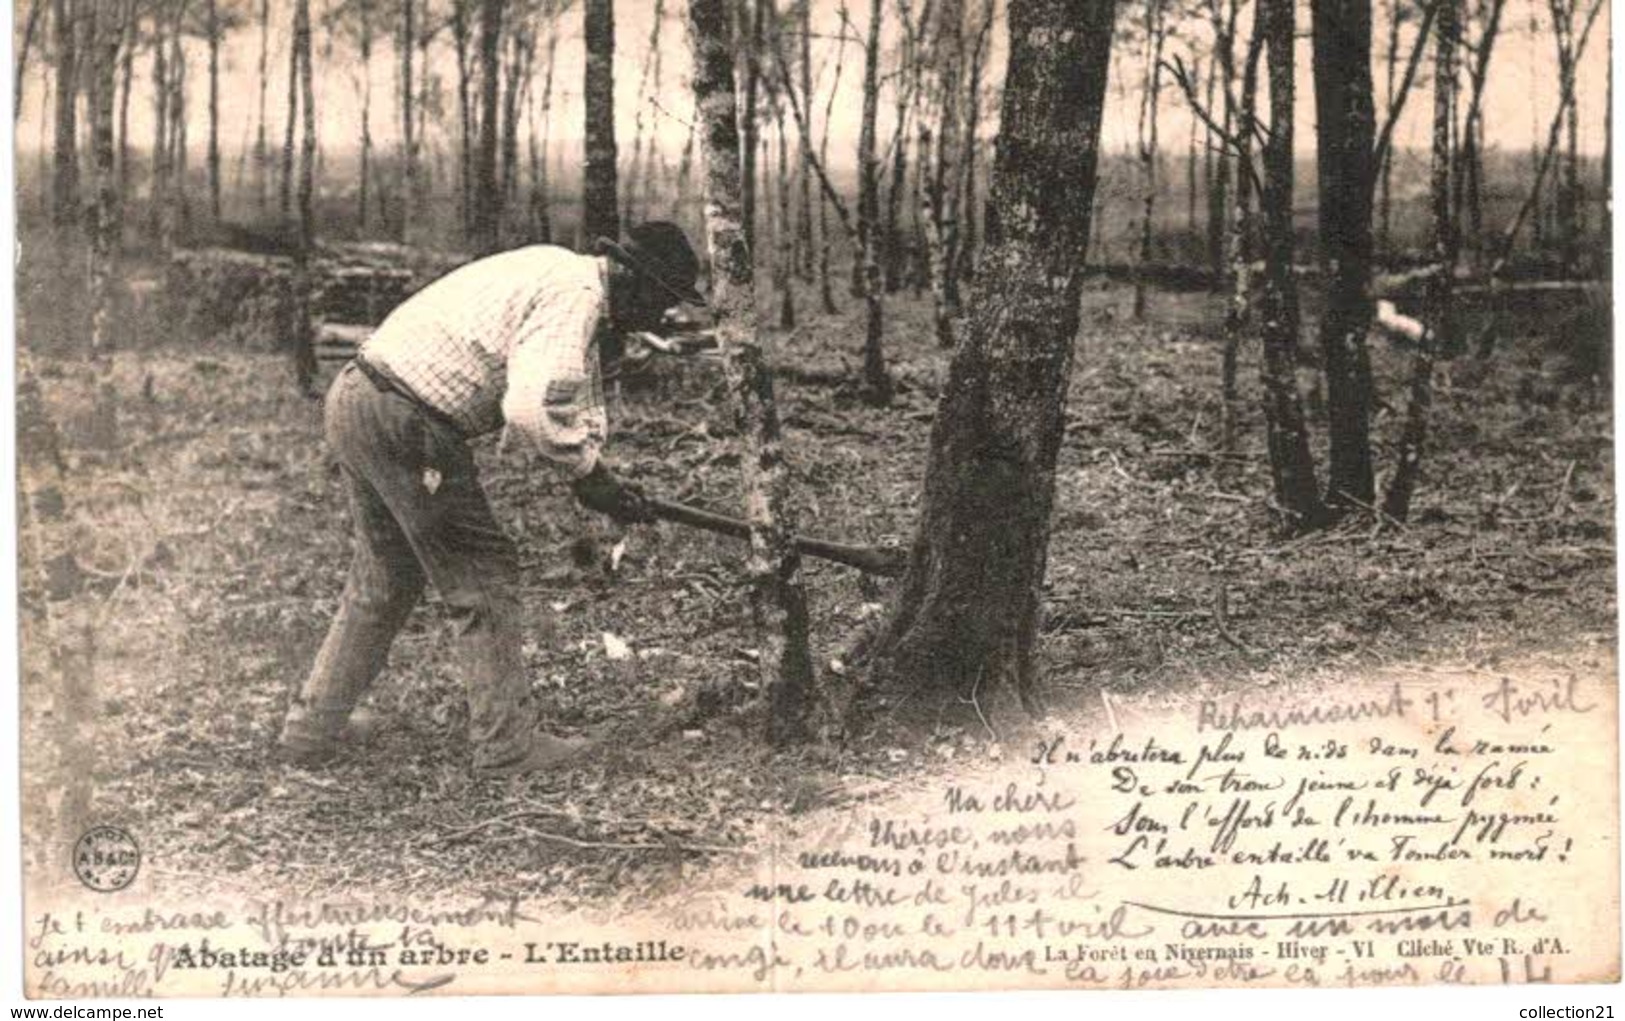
361,246,610,479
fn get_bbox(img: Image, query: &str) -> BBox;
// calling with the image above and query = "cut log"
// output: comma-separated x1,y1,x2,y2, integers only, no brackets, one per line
1373,299,1428,344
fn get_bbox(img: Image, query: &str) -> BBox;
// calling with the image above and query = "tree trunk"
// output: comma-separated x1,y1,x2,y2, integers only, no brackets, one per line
1260,0,1325,526
150,3,169,239
1548,0,1578,270
796,0,814,280
685,0,819,746
857,0,892,403
359,0,373,229
817,11,848,315
1132,0,1166,321
881,53,913,293
171,25,190,236
292,0,318,391
582,0,619,244
774,96,796,329
1377,0,1400,255
206,0,221,221
1220,8,1264,453
1206,0,1236,288
957,0,994,282
256,0,270,217
161,0,188,250
88,0,123,359
865,0,1116,709
923,0,964,346
115,0,133,233
740,0,763,253
453,0,473,239
1186,56,1200,235
52,0,80,230
471,0,504,253
399,0,416,242
1311,0,1377,510
1384,0,1454,519
281,0,299,219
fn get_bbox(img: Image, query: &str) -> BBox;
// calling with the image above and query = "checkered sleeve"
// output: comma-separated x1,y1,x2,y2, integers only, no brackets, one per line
502,277,607,479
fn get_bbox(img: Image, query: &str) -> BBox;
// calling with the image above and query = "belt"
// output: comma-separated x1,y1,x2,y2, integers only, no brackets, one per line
351,355,468,437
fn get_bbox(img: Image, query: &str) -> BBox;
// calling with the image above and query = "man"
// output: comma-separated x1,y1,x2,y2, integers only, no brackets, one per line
280,221,706,776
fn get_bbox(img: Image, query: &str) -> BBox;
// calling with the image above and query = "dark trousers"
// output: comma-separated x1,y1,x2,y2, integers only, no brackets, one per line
282,363,532,769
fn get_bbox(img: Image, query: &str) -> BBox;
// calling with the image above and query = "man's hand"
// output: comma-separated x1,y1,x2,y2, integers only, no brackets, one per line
572,464,654,524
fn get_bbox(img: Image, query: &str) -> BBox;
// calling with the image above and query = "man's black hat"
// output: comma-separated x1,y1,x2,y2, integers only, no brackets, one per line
596,221,706,307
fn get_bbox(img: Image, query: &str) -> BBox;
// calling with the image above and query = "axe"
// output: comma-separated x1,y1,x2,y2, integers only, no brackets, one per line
645,496,905,577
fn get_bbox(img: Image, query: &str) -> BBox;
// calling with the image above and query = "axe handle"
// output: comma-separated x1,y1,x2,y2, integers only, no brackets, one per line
645,496,905,577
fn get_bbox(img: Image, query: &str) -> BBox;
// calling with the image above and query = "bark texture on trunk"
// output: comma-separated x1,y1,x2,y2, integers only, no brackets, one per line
857,0,892,404
206,0,221,220
686,0,819,745
281,0,299,219
1311,0,1378,509
471,0,505,253
292,0,317,392
817,10,848,314
399,0,416,241
923,0,965,346
1132,0,1166,321
358,0,373,229
740,0,762,253
796,0,814,280
865,0,1116,708
1220,8,1265,453
52,0,80,229
582,0,619,244
1206,0,1237,287
957,0,994,281
774,99,796,330
1260,0,1324,525
256,0,270,215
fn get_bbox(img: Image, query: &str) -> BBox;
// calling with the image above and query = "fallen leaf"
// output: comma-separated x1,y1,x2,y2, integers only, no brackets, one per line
602,631,633,661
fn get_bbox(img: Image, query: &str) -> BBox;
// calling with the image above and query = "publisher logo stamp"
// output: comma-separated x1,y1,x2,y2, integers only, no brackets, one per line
73,826,140,892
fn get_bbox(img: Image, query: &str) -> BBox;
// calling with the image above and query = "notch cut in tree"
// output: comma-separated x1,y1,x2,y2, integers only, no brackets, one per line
863,0,1118,712
686,0,820,745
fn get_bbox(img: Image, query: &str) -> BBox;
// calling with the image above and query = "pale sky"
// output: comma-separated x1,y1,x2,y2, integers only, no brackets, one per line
11,0,1612,180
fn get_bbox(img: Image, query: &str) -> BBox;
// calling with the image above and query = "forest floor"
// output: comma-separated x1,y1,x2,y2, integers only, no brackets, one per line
17,279,1616,906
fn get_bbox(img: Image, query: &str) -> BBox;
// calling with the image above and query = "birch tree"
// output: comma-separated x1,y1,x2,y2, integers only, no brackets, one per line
686,0,819,744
